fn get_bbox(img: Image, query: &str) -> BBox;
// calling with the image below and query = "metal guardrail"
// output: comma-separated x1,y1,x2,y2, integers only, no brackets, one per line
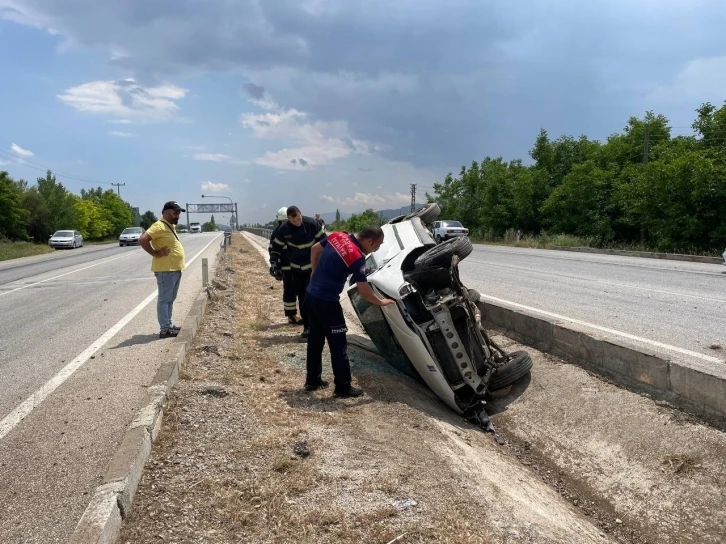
239,227,274,240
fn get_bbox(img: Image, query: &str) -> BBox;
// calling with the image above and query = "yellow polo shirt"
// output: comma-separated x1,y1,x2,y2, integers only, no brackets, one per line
146,220,186,272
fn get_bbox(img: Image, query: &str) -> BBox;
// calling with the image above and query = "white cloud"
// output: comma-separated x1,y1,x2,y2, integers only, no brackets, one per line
10,143,34,157
321,191,411,210
200,181,230,193
192,152,245,164
58,78,187,122
240,94,370,171
108,130,133,137
647,56,726,106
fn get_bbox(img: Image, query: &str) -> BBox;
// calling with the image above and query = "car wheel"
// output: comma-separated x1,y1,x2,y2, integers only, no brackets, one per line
488,350,533,390
404,202,441,225
413,236,473,269
435,234,442,244
72,241,76,249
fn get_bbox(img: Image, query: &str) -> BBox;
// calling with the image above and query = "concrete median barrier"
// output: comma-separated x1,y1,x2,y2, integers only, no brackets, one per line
477,299,726,428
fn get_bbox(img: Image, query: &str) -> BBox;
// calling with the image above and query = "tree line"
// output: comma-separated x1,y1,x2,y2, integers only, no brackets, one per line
428,102,726,254
0,169,144,242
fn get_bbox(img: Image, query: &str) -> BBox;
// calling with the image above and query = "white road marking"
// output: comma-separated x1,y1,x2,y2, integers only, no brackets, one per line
478,293,723,364
464,259,725,304
0,254,131,297
0,235,222,441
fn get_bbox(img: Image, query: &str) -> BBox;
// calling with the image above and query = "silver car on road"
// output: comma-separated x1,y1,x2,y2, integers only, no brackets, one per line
49,230,83,249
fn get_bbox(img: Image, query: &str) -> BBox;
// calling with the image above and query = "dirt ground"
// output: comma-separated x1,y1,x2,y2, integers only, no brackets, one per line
119,233,725,543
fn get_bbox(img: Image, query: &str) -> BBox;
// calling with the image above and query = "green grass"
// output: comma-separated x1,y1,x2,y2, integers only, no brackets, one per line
0,241,55,262
470,228,724,257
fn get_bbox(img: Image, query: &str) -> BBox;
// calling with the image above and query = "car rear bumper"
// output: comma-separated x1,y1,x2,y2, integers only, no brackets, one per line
49,241,74,247
119,239,140,245
440,232,468,239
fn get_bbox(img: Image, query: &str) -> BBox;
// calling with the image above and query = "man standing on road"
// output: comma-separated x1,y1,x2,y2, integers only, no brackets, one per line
272,206,327,339
304,225,394,397
315,212,326,231
138,201,186,339
269,206,303,325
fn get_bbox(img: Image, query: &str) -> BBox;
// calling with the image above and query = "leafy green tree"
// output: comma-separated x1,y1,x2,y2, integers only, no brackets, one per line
140,211,157,230
0,171,29,240
345,208,383,233
541,161,617,242
74,199,111,239
98,189,134,237
202,216,217,232
36,170,78,237
335,209,341,222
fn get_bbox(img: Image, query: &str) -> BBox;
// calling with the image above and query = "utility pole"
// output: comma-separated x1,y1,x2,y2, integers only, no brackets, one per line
410,183,416,213
642,123,650,164
111,182,126,197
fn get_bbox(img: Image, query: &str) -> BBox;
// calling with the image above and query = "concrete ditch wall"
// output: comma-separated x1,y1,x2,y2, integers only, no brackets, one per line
478,299,726,429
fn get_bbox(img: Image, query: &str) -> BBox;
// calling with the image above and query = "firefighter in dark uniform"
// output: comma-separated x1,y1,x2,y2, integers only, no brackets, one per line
272,206,327,339
304,225,394,397
268,207,303,324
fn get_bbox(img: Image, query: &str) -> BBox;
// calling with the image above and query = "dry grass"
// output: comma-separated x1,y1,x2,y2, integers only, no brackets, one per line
0,240,54,261
660,454,702,476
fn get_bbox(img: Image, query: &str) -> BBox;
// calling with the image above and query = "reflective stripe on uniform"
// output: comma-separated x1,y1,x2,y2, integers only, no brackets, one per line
281,265,292,271
290,263,312,271
286,240,315,249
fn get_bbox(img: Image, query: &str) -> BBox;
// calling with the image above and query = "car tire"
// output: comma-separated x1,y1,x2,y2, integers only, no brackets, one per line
72,241,76,249
413,236,473,269
435,234,442,244
488,350,533,391
405,202,441,225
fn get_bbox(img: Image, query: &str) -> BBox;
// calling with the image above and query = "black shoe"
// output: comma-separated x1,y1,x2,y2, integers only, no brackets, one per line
171,325,181,332
288,315,304,325
159,329,179,339
300,327,309,338
333,385,364,398
304,379,330,392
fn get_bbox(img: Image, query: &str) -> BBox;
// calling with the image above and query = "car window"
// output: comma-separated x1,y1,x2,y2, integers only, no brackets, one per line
443,221,463,227
54,231,74,236
433,222,440,228
122,228,142,234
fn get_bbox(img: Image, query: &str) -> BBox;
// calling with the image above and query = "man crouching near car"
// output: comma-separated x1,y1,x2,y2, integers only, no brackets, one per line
303,225,395,397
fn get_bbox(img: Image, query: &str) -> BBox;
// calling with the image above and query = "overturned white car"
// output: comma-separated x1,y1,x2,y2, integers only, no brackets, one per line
347,204,532,429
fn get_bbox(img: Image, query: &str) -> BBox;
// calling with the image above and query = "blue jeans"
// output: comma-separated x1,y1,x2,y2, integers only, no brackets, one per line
155,271,182,332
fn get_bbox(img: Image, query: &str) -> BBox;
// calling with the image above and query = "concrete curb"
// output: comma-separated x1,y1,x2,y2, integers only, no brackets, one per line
551,245,723,264
69,246,221,544
478,300,726,428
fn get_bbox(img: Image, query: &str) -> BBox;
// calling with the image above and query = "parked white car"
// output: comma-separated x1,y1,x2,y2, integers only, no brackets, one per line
49,230,83,249
346,204,531,430
118,227,143,246
432,220,469,244
189,222,202,233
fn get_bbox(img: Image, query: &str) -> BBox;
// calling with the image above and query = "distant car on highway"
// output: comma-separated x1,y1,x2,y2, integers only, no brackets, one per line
49,230,83,249
431,220,469,244
118,227,144,246
189,222,202,233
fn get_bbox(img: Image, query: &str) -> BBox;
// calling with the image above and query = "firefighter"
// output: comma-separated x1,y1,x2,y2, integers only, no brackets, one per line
269,207,303,324
271,206,327,339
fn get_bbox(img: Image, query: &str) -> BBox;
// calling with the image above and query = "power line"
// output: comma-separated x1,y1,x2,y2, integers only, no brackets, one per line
0,148,116,186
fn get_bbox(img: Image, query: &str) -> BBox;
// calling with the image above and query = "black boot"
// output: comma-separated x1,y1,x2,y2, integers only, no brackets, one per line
333,383,364,398
304,379,329,392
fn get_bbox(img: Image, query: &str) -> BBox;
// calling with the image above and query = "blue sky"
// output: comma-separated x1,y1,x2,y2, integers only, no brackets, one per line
1,0,726,225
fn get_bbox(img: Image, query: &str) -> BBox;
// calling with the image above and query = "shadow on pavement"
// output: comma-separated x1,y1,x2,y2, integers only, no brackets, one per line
110,334,161,349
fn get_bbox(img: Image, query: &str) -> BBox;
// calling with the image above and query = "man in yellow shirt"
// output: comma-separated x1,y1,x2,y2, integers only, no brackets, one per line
139,201,187,338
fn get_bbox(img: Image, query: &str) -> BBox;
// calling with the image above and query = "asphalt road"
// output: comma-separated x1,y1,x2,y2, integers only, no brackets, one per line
459,244,726,360
0,232,223,543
